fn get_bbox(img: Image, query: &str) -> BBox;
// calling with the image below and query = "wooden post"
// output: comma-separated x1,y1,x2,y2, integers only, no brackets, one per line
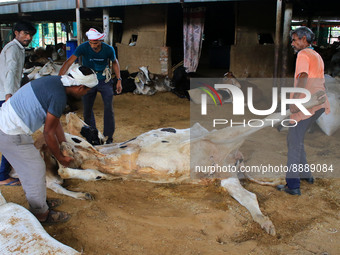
103,8,110,44
274,0,282,81
316,17,321,46
42,25,45,47
163,5,168,47
281,2,292,79
76,0,82,46
109,22,114,46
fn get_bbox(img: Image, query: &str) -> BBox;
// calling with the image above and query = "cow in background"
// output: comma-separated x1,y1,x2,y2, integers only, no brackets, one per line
170,66,193,100
112,67,173,95
133,66,173,95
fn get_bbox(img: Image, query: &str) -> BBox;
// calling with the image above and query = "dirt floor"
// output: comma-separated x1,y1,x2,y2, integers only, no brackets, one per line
1,91,339,255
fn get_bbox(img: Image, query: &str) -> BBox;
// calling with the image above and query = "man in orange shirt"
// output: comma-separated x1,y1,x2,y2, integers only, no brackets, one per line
277,26,330,195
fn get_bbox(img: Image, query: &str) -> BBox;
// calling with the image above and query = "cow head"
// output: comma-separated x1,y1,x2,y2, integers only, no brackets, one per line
134,66,156,95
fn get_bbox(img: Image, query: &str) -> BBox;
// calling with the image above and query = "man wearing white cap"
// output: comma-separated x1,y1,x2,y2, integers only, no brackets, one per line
59,28,122,144
0,65,98,223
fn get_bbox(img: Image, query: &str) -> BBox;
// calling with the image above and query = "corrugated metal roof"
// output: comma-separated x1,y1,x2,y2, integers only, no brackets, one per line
0,0,232,14
85,0,230,8
20,0,76,12
0,0,75,14
85,0,179,8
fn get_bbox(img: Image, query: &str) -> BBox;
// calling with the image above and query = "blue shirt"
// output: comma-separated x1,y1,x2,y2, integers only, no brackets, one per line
73,42,116,80
0,76,67,135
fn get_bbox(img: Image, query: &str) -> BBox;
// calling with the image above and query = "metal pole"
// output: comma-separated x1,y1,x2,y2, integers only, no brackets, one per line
76,0,82,46
0,25,2,51
103,8,110,44
53,22,58,46
66,22,70,41
316,16,321,46
274,0,282,81
281,2,292,79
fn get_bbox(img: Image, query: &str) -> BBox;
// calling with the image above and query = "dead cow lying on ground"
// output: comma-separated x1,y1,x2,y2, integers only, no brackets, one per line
0,193,80,254
39,91,326,236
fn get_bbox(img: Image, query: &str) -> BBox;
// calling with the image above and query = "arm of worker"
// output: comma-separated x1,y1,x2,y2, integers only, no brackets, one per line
58,55,78,75
44,112,74,167
290,72,308,113
54,118,67,144
112,59,122,94
4,46,22,101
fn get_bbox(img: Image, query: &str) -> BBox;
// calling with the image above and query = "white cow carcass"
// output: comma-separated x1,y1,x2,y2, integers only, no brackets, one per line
0,193,80,255
34,135,116,200
46,91,326,236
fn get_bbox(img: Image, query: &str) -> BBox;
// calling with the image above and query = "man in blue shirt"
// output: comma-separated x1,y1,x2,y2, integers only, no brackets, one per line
59,28,122,144
0,65,98,223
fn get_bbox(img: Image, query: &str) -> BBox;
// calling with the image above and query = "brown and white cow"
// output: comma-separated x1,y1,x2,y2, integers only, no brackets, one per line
38,91,326,236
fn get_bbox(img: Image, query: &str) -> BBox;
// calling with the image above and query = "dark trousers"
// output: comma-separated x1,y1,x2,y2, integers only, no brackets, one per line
0,100,11,181
286,108,325,189
83,79,115,139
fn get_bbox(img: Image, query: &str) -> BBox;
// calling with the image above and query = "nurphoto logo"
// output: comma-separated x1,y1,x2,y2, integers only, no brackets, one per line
201,84,312,116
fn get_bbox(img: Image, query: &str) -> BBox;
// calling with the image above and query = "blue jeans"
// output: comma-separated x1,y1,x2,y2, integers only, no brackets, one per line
286,108,325,189
83,79,115,139
0,100,11,181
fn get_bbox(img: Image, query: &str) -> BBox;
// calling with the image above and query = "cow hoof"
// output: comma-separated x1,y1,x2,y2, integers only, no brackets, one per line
85,193,94,200
261,219,276,236
255,215,276,236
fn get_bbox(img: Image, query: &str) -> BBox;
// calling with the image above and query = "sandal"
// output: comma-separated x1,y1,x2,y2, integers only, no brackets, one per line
40,210,71,225
0,178,21,186
46,198,63,209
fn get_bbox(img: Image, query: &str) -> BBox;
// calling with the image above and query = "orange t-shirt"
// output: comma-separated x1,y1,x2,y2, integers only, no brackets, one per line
290,48,330,122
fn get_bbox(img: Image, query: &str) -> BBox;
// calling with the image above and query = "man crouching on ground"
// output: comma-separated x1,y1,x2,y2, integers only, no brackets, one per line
0,65,98,223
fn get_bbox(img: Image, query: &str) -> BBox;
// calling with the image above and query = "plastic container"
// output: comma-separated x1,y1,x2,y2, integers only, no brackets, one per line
66,40,77,59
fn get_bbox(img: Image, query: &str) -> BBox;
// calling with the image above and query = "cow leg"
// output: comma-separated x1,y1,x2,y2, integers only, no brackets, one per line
221,178,276,236
46,181,93,200
58,166,121,182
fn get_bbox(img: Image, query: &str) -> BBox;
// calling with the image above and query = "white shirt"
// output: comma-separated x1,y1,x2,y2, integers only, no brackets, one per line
0,39,25,101
0,98,30,135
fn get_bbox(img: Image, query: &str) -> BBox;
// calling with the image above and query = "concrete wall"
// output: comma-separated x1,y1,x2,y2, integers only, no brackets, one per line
230,1,277,78
117,5,171,75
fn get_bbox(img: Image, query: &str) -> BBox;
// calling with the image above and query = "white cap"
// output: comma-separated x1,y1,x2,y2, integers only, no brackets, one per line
85,28,106,40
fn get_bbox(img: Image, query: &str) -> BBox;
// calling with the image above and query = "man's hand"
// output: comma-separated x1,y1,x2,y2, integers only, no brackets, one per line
59,55,77,75
116,80,122,94
5,94,12,101
290,104,300,114
58,155,74,167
